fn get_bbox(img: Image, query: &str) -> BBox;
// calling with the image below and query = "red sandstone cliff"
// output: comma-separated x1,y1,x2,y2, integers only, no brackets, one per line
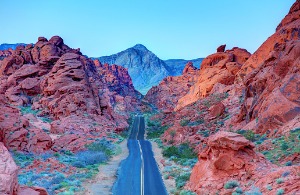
144,62,199,112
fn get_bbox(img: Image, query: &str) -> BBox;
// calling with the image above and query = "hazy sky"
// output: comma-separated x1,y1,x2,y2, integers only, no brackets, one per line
0,0,295,60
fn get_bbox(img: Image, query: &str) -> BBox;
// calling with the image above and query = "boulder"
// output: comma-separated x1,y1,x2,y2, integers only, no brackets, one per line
0,142,19,195
187,131,299,194
209,102,225,118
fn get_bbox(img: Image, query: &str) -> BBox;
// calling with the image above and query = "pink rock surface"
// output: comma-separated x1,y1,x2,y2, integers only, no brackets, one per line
0,142,19,195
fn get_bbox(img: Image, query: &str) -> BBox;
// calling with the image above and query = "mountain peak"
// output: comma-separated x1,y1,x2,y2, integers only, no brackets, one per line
132,44,148,51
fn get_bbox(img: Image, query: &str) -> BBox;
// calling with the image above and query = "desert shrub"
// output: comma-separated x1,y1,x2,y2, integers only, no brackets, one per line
280,142,289,150
39,116,53,123
73,150,107,167
282,171,290,177
147,120,157,127
163,143,197,160
236,130,255,142
245,186,262,195
285,161,292,166
276,178,284,184
19,106,39,115
179,189,196,195
197,129,210,137
72,161,85,168
50,172,66,184
180,119,190,127
188,119,204,126
175,172,191,189
235,187,243,194
85,138,115,156
11,151,34,168
276,189,284,195
261,129,300,165
147,125,169,139
224,180,239,189
266,185,272,191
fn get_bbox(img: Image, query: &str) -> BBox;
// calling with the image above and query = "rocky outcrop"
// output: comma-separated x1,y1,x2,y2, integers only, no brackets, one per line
0,36,141,153
0,142,19,195
164,58,203,76
217,44,226,52
96,61,142,115
187,132,299,195
235,0,300,135
0,95,52,153
144,62,199,112
238,0,300,78
176,47,250,110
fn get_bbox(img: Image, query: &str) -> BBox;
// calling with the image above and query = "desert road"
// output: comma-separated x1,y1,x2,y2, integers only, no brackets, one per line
113,115,167,195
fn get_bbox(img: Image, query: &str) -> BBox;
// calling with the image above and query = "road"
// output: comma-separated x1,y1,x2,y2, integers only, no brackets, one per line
113,115,167,195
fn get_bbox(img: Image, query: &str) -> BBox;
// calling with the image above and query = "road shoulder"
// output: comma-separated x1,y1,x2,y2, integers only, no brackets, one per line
79,139,129,195
150,140,176,194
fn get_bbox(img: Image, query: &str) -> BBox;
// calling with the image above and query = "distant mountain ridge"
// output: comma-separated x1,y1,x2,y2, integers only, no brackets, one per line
97,44,203,94
0,43,27,50
164,58,203,76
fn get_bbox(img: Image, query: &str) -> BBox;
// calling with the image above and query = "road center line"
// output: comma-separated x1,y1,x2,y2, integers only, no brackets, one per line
138,140,144,195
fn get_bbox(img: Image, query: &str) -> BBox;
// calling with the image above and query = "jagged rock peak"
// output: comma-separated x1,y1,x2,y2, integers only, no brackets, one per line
182,62,197,74
217,44,226,52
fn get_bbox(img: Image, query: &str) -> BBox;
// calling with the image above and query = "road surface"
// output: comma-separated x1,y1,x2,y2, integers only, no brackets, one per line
113,115,167,195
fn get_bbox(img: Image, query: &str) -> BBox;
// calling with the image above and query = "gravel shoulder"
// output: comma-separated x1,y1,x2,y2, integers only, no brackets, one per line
150,140,176,194
79,140,129,195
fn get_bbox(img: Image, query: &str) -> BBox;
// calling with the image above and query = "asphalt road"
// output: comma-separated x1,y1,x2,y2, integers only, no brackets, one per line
113,115,167,195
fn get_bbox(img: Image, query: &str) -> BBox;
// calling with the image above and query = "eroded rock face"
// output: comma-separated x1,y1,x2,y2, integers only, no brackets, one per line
0,142,19,195
176,47,250,110
187,132,299,195
96,61,142,115
0,36,141,153
144,62,199,112
238,0,300,78
235,0,300,134
0,95,52,153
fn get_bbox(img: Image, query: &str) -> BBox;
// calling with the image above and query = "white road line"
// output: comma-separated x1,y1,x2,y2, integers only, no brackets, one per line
138,140,144,195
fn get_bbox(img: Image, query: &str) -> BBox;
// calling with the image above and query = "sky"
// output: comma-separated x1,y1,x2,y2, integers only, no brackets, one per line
0,0,295,60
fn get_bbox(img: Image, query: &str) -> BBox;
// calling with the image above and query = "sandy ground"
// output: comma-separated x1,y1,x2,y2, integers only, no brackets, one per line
150,140,176,194
79,140,129,195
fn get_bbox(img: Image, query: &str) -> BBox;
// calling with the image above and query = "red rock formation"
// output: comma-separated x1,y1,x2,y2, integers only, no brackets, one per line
176,47,250,110
217,44,226,52
96,61,142,115
19,186,48,195
187,132,300,195
238,0,300,78
144,62,199,112
234,0,300,135
0,95,52,153
0,36,141,153
0,142,19,195
209,102,225,119
0,48,13,60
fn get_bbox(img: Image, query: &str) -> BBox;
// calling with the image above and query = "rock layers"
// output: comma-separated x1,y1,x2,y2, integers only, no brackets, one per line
0,36,141,153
